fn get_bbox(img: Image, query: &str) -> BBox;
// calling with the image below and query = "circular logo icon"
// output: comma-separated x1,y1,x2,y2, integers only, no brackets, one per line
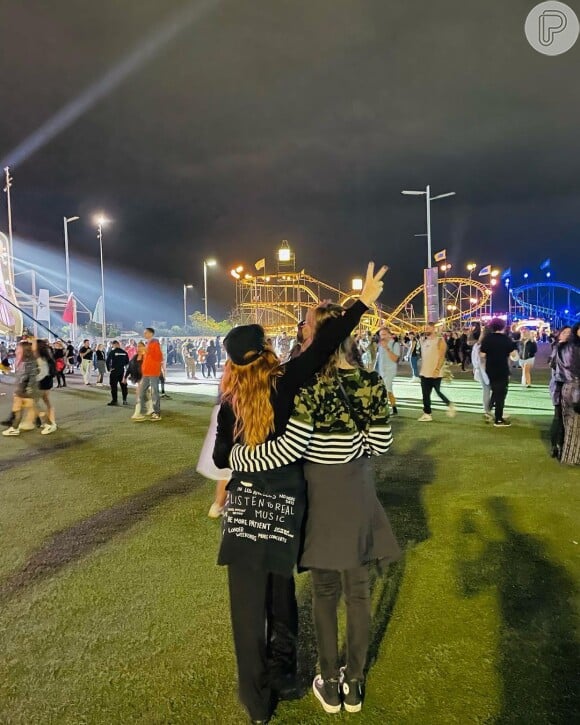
525,1,579,55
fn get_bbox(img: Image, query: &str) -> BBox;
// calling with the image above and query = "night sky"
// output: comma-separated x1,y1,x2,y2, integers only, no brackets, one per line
1,0,579,324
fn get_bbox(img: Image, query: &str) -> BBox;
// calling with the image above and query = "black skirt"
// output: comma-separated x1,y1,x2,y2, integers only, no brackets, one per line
300,457,401,571
218,463,307,576
39,375,53,391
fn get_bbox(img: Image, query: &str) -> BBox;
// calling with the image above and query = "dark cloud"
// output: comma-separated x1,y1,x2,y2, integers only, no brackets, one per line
0,0,579,322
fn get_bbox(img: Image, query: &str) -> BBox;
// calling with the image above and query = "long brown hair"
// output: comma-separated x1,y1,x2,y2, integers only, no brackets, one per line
310,303,362,380
220,345,283,447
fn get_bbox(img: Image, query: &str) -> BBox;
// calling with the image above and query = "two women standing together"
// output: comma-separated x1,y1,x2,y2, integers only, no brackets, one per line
212,263,400,723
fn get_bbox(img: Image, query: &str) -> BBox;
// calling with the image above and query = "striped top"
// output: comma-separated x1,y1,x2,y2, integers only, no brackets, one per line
230,368,393,473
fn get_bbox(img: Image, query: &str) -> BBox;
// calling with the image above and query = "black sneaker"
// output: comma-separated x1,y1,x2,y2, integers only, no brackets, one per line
340,667,363,713
312,675,341,714
392,406,399,415
494,419,512,428
107,401,118,406
122,400,128,406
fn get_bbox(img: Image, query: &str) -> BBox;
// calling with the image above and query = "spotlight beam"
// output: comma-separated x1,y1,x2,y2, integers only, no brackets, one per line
1,0,221,168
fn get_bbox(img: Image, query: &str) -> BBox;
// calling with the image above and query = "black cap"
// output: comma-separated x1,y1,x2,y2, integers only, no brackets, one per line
224,325,266,365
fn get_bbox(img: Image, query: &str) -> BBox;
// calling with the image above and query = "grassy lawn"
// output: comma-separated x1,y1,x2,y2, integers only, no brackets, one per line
0,372,578,724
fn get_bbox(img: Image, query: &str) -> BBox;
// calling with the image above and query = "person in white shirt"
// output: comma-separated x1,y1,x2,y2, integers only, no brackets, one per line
471,329,492,422
418,323,456,422
376,328,400,415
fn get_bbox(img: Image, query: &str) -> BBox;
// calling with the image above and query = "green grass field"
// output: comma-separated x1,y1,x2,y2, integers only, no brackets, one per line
0,372,578,724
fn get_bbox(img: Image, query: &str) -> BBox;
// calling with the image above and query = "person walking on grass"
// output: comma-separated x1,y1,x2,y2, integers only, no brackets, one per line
34,339,58,434
53,341,67,388
212,263,387,725
520,329,538,388
205,340,218,378
78,339,93,385
127,341,153,418
94,343,107,386
471,329,492,422
480,318,518,428
376,328,400,415
134,327,163,421
549,326,572,460
406,331,421,381
106,340,129,407
418,323,456,422
2,341,39,436
555,322,580,465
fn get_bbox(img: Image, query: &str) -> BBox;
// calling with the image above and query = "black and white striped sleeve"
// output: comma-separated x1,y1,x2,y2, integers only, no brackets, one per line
229,418,314,472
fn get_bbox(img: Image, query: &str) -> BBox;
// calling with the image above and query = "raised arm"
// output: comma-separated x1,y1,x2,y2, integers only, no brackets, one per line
283,262,387,393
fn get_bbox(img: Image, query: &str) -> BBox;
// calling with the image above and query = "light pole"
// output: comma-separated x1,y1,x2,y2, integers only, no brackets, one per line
401,186,455,268
466,262,476,321
203,259,216,322
3,167,14,279
183,284,193,329
94,215,110,342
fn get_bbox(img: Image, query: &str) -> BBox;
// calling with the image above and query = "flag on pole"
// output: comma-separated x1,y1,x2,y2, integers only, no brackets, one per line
539,258,551,270
255,258,266,271
62,293,75,324
501,267,512,280
433,249,446,262
37,288,51,322
478,265,491,276
92,296,104,324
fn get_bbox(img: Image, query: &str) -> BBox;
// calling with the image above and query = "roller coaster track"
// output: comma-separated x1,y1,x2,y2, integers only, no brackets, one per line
510,282,580,325
235,272,490,334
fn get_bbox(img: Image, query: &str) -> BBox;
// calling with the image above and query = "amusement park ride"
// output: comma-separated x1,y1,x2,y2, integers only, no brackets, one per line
230,242,580,336
231,241,492,335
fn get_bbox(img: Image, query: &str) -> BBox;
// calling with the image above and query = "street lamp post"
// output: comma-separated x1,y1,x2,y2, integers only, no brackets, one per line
94,215,110,342
183,284,193,329
466,262,476,321
203,259,217,322
402,185,455,322
401,185,456,268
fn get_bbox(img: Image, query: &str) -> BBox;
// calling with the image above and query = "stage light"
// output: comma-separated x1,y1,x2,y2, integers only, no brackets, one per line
524,273,529,279
278,240,292,263
466,263,477,272
352,277,363,291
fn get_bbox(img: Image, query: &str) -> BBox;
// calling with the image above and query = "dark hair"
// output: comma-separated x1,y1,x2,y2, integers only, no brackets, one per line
488,318,506,333
572,322,580,344
112,340,120,346
145,327,155,335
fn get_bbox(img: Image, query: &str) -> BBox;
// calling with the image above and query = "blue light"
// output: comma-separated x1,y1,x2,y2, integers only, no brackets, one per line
523,272,529,279
564,309,570,314
546,272,551,278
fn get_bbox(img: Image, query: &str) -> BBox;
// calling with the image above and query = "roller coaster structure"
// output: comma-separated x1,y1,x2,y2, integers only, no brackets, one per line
232,270,491,335
510,282,580,327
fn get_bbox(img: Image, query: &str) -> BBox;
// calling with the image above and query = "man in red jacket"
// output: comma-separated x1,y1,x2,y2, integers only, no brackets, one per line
135,327,163,421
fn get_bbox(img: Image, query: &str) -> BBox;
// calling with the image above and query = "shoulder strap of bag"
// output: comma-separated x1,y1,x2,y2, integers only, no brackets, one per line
336,375,366,433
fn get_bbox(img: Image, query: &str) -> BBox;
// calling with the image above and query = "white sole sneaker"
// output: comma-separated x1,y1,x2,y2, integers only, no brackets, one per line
446,404,457,418
312,676,341,714
417,414,432,422
41,424,57,435
2,427,20,436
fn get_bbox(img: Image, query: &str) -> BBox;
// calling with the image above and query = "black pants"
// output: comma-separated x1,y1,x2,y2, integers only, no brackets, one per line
206,362,217,378
551,404,564,450
110,371,127,403
420,376,451,414
227,566,297,721
311,567,370,682
56,371,66,387
489,377,509,423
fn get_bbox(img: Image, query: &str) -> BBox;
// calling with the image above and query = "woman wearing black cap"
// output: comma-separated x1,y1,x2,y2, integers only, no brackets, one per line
213,263,387,724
